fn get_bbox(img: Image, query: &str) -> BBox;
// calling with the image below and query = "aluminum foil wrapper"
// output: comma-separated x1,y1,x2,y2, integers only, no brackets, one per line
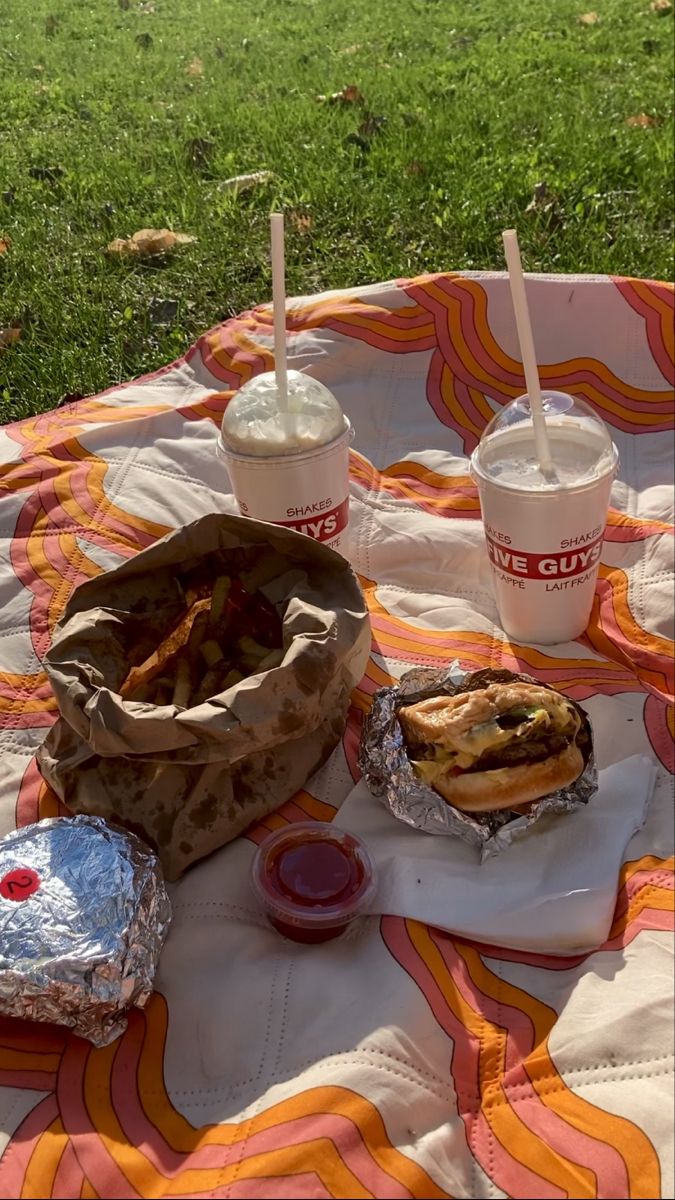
0,815,171,1046
358,663,597,860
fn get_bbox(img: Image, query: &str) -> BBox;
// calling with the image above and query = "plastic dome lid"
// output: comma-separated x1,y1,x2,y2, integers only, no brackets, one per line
220,370,347,457
471,391,618,492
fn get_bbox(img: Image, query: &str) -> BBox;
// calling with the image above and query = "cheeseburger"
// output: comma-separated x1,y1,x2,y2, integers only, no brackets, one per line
398,680,585,812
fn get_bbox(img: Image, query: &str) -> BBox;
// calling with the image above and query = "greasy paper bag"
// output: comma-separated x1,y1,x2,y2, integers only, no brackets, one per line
37,514,370,879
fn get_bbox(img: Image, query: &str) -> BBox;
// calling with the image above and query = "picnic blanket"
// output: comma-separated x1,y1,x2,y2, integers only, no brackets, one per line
0,270,672,1200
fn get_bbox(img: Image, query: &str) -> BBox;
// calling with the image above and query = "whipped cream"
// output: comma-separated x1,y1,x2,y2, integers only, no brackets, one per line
220,370,346,457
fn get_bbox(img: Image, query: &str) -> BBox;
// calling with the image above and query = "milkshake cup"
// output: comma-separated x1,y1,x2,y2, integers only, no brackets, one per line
470,391,619,644
218,369,353,556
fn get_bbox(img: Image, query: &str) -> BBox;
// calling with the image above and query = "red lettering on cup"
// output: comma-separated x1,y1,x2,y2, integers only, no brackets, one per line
276,498,349,543
0,867,40,902
485,533,604,580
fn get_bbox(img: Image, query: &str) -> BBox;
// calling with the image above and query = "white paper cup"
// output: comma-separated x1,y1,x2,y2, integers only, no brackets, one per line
471,394,619,644
217,422,353,557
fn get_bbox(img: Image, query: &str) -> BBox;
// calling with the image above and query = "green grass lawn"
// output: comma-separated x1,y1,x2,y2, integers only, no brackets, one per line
0,0,673,422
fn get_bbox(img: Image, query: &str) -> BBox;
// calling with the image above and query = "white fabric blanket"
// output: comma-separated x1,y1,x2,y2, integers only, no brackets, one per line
0,270,672,1199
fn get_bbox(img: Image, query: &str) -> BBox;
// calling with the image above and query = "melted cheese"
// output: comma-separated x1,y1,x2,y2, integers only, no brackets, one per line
411,741,476,786
452,707,550,755
410,701,579,785
412,759,449,787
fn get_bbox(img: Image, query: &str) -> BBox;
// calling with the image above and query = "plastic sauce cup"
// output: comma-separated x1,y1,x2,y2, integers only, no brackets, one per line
250,822,376,943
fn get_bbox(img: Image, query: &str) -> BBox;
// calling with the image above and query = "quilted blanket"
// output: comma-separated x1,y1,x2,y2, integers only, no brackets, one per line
0,270,672,1199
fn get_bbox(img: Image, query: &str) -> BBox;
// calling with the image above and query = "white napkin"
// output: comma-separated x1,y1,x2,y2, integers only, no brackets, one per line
334,755,656,955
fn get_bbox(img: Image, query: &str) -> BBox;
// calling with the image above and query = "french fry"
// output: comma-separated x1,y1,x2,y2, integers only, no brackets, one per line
187,610,209,670
121,559,285,710
236,635,268,662
209,574,231,625
172,658,192,708
121,598,209,698
200,639,224,668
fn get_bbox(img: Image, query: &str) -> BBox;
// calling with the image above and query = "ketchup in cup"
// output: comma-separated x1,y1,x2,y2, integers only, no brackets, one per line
251,822,376,943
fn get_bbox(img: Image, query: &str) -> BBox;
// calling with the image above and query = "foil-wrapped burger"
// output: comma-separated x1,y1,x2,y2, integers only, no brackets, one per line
358,664,597,856
399,679,587,812
0,815,171,1046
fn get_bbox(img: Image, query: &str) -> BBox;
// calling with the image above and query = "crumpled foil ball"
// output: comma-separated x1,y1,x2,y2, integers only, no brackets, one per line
0,814,171,1046
358,662,597,859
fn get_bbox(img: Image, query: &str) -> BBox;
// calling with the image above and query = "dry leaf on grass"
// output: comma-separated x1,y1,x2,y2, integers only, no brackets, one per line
626,112,660,126
0,237,10,255
106,238,137,256
317,84,364,104
526,181,555,211
524,181,563,227
650,0,672,12
405,161,425,176
169,232,195,245
334,83,363,103
578,12,600,24
106,228,196,258
338,44,362,55
0,327,21,351
289,211,312,233
187,56,203,76
217,171,274,193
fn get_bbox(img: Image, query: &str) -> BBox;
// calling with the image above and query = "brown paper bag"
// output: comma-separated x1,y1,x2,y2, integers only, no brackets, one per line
37,514,370,879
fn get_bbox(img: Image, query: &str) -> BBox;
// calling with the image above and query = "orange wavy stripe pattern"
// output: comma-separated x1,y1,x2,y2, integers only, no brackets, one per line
350,453,673,543
382,918,662,1199
0,997,450,1200
0,272,671,1200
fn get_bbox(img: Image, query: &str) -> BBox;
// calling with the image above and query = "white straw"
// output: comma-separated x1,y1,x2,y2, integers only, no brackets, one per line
502,229,554,476
270,212,288,411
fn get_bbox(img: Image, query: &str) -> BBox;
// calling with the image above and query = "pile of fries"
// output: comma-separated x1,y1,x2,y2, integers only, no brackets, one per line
121,552,286,709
